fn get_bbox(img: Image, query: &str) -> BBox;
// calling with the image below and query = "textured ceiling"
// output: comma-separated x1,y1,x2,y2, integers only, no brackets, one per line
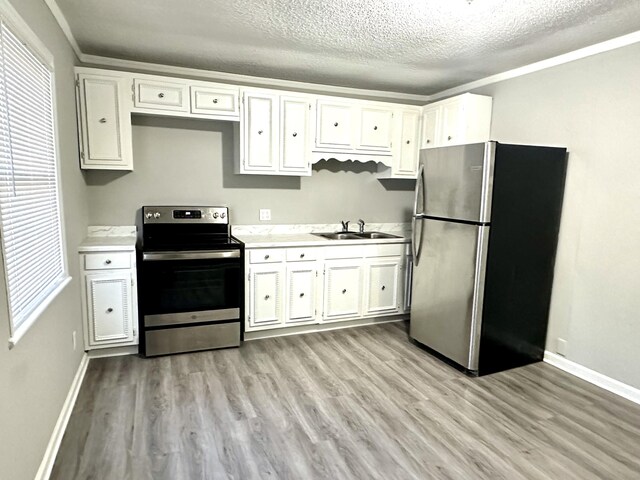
55,0,640,95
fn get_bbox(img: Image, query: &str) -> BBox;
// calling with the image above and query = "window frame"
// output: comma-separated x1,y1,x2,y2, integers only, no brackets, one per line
0,0,71,348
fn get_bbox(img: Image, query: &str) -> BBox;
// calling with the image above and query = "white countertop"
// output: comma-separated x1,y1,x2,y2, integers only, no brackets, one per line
78,226,137,253
235,231,410,248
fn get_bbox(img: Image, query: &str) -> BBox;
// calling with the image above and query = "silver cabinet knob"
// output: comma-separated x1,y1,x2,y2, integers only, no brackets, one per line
292,132,298,137
406,140,410,144
99,118,107,123
212,98,218,104
299,293,305,297
264,295,270,300
105,259,112,265
158,92,165,98
342,289,347,294
334,122,339,127
381,285,386,291
107,308,113,313
258,130,263,135
426,139,431,144
300,253,305,258
264,254,270,260
448,135,452,141
373,126,378,130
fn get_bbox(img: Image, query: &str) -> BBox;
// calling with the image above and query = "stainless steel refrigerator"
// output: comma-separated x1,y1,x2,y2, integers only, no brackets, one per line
410,141,567,375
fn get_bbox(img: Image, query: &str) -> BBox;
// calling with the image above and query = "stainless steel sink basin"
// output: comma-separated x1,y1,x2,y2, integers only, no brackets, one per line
354,232,400,239
313,231,400,240
313,232,362,240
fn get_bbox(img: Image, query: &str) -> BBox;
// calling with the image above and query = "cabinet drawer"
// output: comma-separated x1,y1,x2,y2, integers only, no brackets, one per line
134,79,189,112
249,249,285,264
286,247,317,262
84,252,131,270
190,86,239,117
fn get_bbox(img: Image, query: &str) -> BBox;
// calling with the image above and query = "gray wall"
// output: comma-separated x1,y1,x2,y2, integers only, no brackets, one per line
474,42,640,389
85,116,415,227
0,1,87,479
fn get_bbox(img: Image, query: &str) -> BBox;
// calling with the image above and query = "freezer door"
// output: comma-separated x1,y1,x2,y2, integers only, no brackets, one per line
419,142,495,223
410,218,489,371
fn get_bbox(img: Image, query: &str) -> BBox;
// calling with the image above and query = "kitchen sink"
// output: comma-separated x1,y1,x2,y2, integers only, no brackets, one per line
313,231,400,240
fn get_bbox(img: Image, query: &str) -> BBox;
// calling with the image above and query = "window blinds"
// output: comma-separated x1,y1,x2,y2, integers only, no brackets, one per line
0,19,66,342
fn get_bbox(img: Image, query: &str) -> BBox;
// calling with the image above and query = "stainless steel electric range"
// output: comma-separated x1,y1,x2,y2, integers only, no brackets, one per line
138,206,244,357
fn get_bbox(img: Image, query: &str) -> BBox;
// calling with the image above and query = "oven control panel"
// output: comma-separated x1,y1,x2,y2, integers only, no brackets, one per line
143,206,229,224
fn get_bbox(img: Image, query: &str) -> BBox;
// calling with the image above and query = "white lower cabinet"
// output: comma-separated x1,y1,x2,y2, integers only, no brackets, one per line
80,250,138,350
245,242,408,333
248,263,284,328
285,261,318,324
323,260,363,320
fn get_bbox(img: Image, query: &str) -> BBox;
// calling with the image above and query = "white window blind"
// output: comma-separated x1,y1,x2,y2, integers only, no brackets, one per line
0,18,67,346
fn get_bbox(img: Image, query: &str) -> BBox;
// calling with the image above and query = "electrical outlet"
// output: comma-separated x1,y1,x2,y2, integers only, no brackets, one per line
259,209,271,221
72,330,77,351
556,337,567,357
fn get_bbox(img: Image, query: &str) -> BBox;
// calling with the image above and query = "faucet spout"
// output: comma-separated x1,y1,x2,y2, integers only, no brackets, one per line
357,219,365,234
341,220,350,233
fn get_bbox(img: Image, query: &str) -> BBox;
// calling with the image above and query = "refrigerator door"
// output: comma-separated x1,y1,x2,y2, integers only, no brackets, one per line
419,142,495,223
410,218,490,371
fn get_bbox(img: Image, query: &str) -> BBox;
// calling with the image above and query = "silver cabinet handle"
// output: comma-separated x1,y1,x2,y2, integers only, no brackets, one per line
143,250,240,261
374,126,378,130
158,93,165,98
258,130,263,135
300,253,305,258
107,308,113,313
299,293,305,297
105,259,112,264
99,118,107,123
334,122,339,127
264,295,270,300
264,254,270,260
342,289,347,294
292,132,298,137
212,98,218,104
381,286,386,291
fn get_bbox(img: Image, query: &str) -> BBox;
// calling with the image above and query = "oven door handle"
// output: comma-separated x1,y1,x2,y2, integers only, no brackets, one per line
143,250,241,261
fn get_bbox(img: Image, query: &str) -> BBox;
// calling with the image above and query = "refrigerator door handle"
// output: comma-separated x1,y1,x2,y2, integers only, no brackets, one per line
412,163,425,266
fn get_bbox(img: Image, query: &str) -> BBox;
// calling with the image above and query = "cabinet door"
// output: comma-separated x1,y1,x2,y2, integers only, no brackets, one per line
421,106,440,149
85,272,134,346
323,260,363,320
365,257,401,315
280,96,311,174
440,100,462,146
249,264,284,328
358,107,393,151
77,74,132,170
134,78,189,112
395,110,420,176
316,101,353,149
285,261,317,324
242,91,278,172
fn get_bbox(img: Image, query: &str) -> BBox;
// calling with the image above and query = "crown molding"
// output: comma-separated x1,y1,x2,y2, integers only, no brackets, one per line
430,29,640,100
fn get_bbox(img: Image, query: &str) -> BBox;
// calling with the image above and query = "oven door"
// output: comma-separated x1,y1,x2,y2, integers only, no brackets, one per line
140,250,242,326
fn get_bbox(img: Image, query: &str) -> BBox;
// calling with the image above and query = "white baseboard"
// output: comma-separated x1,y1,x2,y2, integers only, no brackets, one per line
35,353,90,480
87,345,138,358
544,351,640,405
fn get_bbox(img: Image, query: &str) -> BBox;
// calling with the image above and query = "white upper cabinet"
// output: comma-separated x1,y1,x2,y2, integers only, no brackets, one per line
421,93,492,149
238,88,312,176
76,72,133,170
358,107,393,151
280,96,311,174
241,90,279,173
316,100,354,150
190,85,239,117
134,78,189,112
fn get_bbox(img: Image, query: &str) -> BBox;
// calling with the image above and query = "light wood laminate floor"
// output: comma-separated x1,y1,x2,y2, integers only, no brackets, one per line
52,322,640,479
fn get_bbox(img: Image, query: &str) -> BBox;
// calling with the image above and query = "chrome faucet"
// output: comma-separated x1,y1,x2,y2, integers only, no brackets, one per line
341,220,350,232
357,219,365,233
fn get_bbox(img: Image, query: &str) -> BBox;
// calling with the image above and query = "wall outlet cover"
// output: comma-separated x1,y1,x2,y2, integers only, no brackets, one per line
556,337,568,357
259,209,271,221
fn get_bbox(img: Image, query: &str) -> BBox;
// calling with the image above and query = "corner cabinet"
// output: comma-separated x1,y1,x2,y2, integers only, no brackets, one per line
79,249,138,350
237,88,313,176
76,72,133,170
421,93,492,149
